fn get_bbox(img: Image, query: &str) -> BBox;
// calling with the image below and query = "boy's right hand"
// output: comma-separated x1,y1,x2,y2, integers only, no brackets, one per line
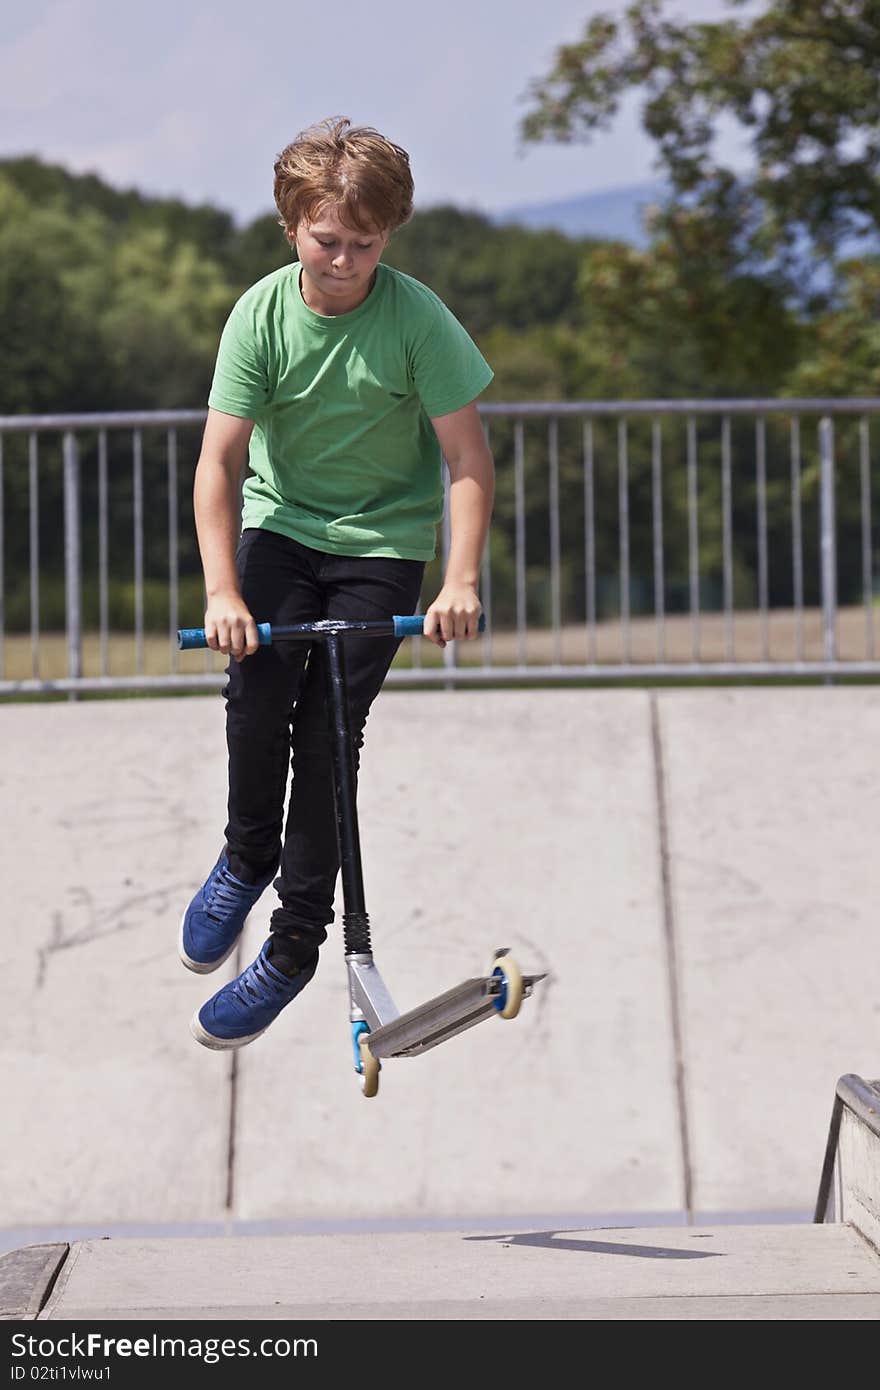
204,593,261,661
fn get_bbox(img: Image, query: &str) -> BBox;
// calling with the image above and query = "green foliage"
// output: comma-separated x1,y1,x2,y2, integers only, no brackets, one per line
0,166,238,414
226,212,291,285
98,229,234,408
0,177,111,412
571,205,803,398
2,156,239,259
520,0,880,266
783,258,880,396
2,572,207,634
382,205,592,333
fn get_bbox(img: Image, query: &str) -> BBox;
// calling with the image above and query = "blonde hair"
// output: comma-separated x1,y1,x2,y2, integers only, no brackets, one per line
274,117,414,236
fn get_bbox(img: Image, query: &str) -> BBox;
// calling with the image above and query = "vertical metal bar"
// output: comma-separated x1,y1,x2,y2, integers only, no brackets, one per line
220,461,247,678
440,457,456,683
687,416,699,662
584,419,597,665
0,434,4,680
549,417,561,665
480,417,493,670
168,428,179,674
410,598,423,669
514,420,527,667
480,542,492,670
29,433,39,680
860,417,874,660
63,431,82,686
133,429,144,676
652,417,665,664
98,430,109,677
819,416,837,666
813,1092,844,1224
409,566,423,672
618,418,630,664
722,416,734,661
790,416,804,662
756,417,769,661
203,582,213,673
440,457,451,570
404,424,435,674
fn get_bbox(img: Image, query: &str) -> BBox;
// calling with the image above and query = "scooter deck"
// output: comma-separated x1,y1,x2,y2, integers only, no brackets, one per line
364,971,546,1059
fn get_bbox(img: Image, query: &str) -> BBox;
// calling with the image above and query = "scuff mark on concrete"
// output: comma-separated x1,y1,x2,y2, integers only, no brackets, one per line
36,913,65,990
35,882,194,986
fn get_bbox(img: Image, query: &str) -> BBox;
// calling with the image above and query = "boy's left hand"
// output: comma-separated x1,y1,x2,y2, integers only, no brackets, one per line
422,584,482,648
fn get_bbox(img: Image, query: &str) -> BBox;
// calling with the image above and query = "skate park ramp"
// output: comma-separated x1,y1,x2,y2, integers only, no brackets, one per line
1,687,880,1319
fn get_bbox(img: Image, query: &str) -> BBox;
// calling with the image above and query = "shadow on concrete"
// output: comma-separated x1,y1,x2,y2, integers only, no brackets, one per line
464,1230,723,1259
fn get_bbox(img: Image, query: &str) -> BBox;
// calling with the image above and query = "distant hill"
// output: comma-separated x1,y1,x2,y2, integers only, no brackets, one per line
492,179,880,294
491,181,667,245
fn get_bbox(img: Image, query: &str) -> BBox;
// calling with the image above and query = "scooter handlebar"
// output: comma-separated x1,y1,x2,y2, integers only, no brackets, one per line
178,622,273,650
392,614,486,637
177,613,485,649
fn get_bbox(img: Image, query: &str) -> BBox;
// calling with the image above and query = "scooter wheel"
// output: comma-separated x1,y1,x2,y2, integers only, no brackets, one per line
492,954,524,1020
359,1035,380,1098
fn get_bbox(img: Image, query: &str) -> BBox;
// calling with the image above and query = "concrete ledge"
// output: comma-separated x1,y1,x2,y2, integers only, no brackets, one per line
27,1224,880,1321
0,1243,68,1321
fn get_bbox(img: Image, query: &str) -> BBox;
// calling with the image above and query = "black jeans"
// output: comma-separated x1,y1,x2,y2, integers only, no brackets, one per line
222,528,425,963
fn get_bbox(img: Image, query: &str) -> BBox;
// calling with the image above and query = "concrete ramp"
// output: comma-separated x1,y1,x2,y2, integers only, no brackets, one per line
1,689,879,1241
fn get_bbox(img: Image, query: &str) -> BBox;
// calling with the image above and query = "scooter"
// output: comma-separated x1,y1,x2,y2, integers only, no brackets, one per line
178,615,545,1098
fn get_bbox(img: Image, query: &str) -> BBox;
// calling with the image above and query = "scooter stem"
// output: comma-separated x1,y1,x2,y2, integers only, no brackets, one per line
322,632,372,957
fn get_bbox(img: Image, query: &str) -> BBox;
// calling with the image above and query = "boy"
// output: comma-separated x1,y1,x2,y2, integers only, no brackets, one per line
180,117,495,1049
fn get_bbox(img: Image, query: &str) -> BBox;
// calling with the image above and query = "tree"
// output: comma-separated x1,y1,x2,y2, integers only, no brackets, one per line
0,176,111,414
3,155,240,263
98,226,233,409
382,205,591,333
228,212,291,287
783,256,880,395
520,0,880,273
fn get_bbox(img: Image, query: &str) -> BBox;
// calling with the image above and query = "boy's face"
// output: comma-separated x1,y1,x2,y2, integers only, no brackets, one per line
292,206,388,314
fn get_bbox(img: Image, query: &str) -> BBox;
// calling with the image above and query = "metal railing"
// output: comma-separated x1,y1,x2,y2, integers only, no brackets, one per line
1,399,879,695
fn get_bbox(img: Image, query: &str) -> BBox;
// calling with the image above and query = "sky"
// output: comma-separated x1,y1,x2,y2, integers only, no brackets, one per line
2,0,761,226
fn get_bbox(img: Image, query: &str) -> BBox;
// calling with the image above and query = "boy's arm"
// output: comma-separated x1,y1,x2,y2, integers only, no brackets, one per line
193,407,260,661
424,402,495,648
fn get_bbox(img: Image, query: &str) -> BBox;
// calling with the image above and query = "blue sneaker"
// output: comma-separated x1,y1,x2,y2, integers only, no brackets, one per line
179,852,275,974
190,940,318,1050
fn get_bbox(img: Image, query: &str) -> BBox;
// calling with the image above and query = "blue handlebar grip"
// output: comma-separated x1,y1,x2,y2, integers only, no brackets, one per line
393,613,486,637
177,623,272,649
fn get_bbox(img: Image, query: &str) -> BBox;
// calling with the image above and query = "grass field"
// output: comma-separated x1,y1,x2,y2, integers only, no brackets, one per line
2,606,878,683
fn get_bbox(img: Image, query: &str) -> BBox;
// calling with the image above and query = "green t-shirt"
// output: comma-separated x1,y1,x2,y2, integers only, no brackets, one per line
208,261,494,560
